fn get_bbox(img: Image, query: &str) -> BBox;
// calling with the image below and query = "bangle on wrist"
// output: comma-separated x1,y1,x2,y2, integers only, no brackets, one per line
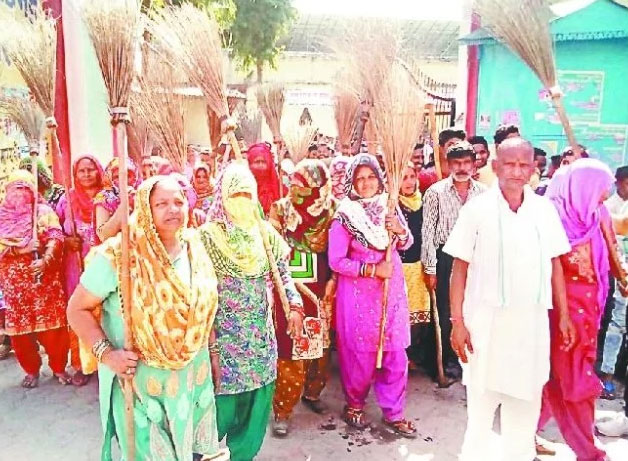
92,338,113,362
290,305,305,317
450,316,464,323
370,264,376,278
208,342,219,354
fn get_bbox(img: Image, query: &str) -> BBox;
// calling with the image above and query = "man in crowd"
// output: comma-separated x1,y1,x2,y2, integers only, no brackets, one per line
445,137,574,460
468,135,490,172
599,166,628,399
477,125,520,186
421,140,486,380
534,148,547,177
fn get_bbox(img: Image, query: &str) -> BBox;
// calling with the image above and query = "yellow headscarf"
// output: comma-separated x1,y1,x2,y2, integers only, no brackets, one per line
98,176,218,370
201,161,289,278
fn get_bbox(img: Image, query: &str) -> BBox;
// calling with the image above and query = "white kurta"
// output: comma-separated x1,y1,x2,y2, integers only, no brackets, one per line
444,184,570,401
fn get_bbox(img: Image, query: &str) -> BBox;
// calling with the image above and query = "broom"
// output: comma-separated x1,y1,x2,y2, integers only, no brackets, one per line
368,65,425,369
150,3,293,322
239,110,262,147
0,3,82,261
256,83,285,198
0,97,45,265
476,0,580,155
81,1,140,459
283,124,317,164
132,58,187,173
333,86,360,156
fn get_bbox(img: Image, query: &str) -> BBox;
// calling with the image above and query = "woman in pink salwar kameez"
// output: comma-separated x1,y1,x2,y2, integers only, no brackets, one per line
329,154,417,438
539,159,617,460
55,154,104,386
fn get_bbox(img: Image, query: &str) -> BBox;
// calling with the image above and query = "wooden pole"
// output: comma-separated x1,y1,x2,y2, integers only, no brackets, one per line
427,103,442,180
48,118,83,271
112,110,135,461
550,91,581,158
376,196,396,369
30,143,40,284
430,289,451,388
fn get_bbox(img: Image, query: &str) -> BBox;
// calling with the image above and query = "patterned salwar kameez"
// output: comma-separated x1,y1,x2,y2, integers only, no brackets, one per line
77,176,223,460
200,161,302,461
269,160,335,423
0,171,69,380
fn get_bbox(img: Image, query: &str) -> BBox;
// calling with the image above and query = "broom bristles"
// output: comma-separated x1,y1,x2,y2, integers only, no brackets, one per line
333,85,360,153
369,64,425,203
0,97,45,144
476,0,556,88
239,111,262,147
81,0,141,109
283,124,317,164
256,83,285,140
149,4,229,120
131,58,187,173
0,3,57,116
329,20,400,103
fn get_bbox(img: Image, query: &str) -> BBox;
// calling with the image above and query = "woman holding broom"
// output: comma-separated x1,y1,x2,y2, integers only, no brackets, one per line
0,170,71,388
67,176,227,461
269,159,336,437
55,154,104,386
200,161,304,460
328,153,416,438
398,162,430,370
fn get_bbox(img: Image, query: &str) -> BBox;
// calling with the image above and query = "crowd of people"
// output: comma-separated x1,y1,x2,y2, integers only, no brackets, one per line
0,124,627,461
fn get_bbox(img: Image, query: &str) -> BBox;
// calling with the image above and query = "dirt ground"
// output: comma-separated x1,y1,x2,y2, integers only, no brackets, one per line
0,351,627,461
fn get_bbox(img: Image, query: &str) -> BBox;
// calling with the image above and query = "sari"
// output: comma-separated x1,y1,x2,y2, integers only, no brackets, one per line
247,142,284,215
539,159,614,461
93,157,140,215
79,175,222,460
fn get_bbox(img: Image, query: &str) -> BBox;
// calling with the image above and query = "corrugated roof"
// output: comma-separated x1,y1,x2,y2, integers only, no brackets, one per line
461,0,628,45
281,14,460,61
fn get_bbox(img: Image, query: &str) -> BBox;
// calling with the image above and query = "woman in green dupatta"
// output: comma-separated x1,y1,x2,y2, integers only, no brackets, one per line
68,175,227,461
19,157,65,209
200,160,304,461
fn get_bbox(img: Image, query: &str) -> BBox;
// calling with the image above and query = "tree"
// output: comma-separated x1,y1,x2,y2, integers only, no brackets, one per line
228,0,296,83
142,0,236,30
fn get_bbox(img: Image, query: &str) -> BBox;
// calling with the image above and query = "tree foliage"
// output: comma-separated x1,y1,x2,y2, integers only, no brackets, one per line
228,0,296,82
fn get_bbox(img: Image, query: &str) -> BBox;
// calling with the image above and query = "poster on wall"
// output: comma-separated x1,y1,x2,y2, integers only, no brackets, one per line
536,71,604,125
572,123,627,170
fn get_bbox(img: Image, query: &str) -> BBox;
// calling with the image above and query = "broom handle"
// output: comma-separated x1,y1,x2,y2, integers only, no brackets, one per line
376,242,393,369
427,104,442,180
430,288,448,387
49,124,83,272
295,282,319,307
225,126,292,320
550,93,581,158
113,118,136,461
30,146,41,284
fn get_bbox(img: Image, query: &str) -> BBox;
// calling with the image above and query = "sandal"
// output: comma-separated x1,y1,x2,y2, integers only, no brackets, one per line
55,372,72,385
600,381,616,400
22,374,39,388
343,406,369,430
535,441,556,456
383,418,418,439
71,371,91,387
0,343,10,360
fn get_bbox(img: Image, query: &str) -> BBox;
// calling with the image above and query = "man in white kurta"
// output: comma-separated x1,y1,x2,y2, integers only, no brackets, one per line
443,138,574,461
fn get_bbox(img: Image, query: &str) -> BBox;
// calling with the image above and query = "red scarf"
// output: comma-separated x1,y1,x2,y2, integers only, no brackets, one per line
70,155,104,223
247,142,284,215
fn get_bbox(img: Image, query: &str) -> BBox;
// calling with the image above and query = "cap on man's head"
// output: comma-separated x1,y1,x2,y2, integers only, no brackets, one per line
446,141,476,160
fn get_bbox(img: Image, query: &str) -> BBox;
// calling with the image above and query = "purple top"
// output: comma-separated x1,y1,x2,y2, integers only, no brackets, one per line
328,220,411,352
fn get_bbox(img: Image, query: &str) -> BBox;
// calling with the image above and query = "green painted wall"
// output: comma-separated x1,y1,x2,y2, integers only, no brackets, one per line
474,0,628,170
